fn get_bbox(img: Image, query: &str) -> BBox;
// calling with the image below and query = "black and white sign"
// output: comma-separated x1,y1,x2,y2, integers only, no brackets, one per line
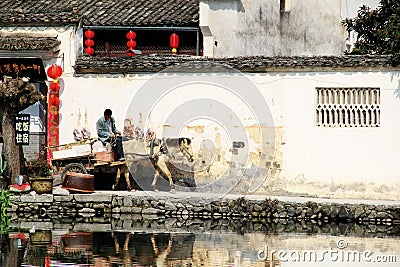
15,114,30,145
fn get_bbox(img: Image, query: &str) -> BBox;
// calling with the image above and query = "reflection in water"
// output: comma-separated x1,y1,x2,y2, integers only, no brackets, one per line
1,228,399,266
93,232,195,266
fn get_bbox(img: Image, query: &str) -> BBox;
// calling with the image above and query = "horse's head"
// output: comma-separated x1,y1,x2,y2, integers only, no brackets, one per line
179,138,194,162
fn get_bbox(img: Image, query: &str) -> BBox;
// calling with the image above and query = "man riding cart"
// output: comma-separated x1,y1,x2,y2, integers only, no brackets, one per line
96,108,125,161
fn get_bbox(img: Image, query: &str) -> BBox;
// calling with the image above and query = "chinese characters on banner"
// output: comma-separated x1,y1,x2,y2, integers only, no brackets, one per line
15,114,30,146
47,93,59,151
0,58,47,81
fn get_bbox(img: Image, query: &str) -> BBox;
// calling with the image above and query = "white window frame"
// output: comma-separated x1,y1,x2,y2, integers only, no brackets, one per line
315,87,380,127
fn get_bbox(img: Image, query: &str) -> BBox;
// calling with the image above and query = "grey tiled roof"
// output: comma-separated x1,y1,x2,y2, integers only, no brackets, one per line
0,0,199,27
73,55,399,74
0,36,60,51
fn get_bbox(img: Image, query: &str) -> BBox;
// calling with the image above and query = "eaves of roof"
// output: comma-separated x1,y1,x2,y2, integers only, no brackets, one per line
0,36,60,51
0,0,199,27
73,55,400,74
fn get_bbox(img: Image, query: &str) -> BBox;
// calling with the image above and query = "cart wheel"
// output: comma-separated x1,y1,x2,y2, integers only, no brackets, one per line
60,163,88,181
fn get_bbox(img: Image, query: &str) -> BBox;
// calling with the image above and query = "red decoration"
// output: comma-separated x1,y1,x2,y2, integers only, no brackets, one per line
85,47,95,56
84,29,95,39
49,82,60,92
45,255,50,267
52,97,60,106
46,64,62,157
126,40,136,48
126,31,136,40
170,33,179,54
84,39,94,47
126,30,137,56
47,64,63,80
126,49,135,57
84,29,95,56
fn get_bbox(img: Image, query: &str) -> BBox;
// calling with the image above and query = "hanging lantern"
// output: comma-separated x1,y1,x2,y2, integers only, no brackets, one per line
85,47,95,56
170,33,179,54
126,30,137,56
47,64,63,80
84,39,95,47
126,40,137,49
84,29,95,39
126,49,135,57
49,82,60,92
126,31,136,40
84,29,95,56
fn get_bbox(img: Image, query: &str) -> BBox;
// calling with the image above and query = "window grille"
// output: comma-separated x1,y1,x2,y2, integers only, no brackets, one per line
315,87,380,127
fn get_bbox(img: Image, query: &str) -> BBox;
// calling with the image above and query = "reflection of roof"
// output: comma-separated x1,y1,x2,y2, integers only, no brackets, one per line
0,36,60,51
73,54,399,74
0,0,199,27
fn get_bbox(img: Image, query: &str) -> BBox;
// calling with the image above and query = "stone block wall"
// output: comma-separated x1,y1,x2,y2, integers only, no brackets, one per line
7,193,400,226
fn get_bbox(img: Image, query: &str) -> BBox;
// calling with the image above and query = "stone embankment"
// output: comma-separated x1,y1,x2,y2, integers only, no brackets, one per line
7,191,400,226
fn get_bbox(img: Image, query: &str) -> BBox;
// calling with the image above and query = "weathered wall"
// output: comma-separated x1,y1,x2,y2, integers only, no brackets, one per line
250,70,400,200
3,19,399,201
200,0,379,57
56,69,400,200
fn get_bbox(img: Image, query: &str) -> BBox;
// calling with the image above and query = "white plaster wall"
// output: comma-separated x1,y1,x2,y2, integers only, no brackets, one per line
57,70,400,200
200,0,379,57
257,71,400,200
58,74,148,144
276,71,400,184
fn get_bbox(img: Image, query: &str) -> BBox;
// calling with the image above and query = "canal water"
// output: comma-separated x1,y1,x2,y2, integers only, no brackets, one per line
1,218,399,267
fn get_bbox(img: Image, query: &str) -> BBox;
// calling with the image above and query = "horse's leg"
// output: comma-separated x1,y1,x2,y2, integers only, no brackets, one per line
151,170,159,191
164,168,174,189
122,165,134,191
112,233,120,254
157,157,174,189
112,167,121,190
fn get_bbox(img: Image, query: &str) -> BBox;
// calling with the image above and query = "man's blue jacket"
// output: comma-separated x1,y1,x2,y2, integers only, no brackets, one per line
96,116,119,144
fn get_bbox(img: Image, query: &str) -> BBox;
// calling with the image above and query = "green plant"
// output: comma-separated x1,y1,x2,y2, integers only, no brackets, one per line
0,189,11,233
342,0,400,64
28,155,51,177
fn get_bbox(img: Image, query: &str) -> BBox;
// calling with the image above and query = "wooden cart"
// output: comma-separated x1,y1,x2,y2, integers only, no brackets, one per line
49,139,130,191
50,138,196,192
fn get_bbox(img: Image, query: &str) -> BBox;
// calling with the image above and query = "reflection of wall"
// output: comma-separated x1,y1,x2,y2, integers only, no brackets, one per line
91,232,195,266
191,232,400,267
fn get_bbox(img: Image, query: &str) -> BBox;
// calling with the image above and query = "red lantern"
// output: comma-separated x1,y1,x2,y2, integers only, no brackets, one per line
126,30,137,56
84,29,95,56
84,29,95,39
126,31,136,40
85,47,95,56
126,49,135,57
126,40,136,49
47,64,63,79
170,33,179,48
49,82,60,92
84,39,94,47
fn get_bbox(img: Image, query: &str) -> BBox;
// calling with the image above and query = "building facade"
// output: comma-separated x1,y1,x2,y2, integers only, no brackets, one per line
1,0,398,200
